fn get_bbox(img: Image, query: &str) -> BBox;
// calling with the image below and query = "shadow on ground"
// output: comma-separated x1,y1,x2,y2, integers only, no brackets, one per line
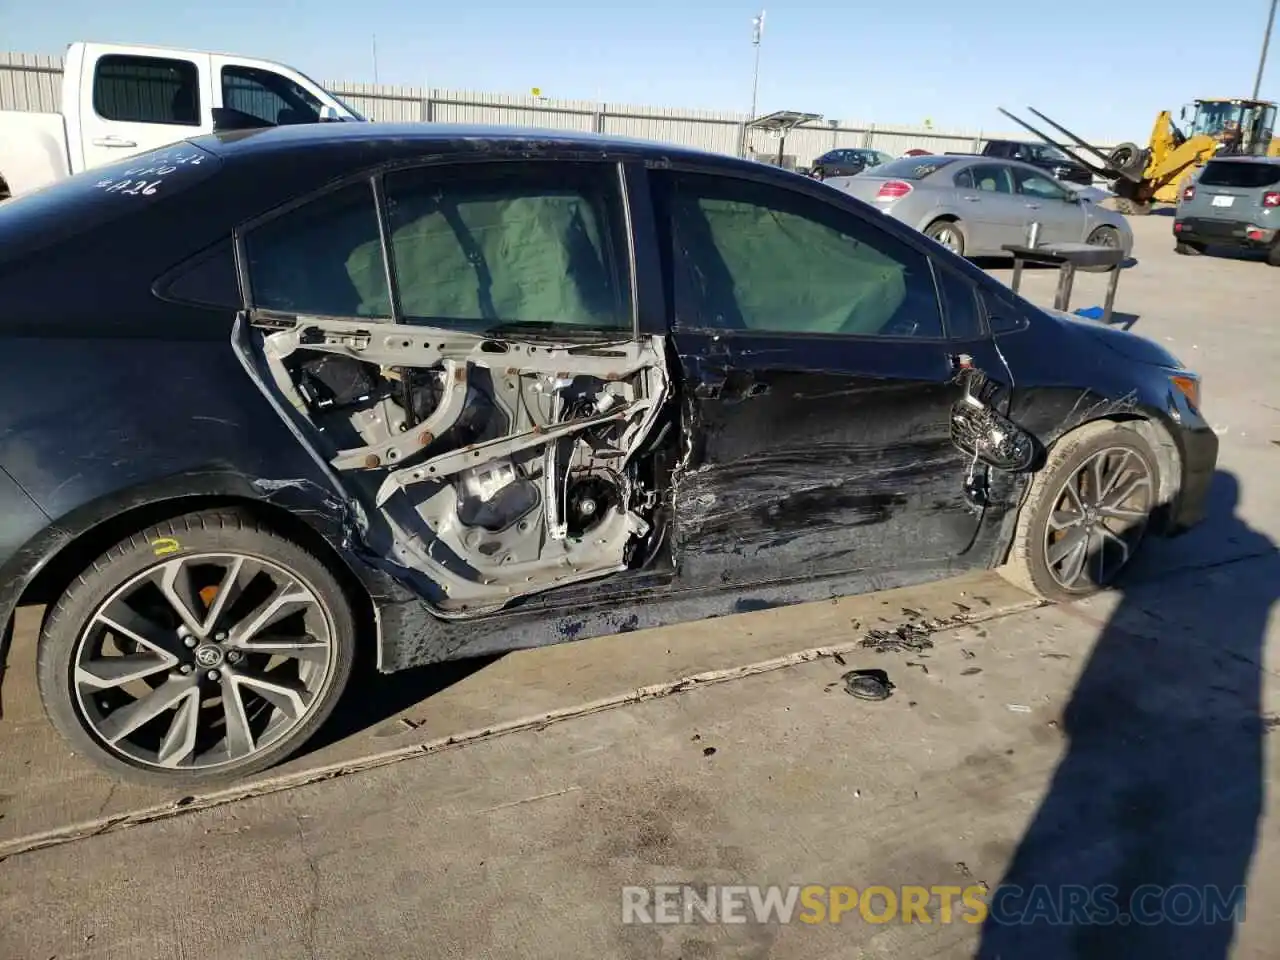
1103,311,1140,331
977,471,1275,959
301,651,504,755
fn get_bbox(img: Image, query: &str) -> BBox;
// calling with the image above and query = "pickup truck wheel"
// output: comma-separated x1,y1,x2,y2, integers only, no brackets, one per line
1001,422,1158,603
924,219,966,255
1175,240,1206,256
36,509,356,787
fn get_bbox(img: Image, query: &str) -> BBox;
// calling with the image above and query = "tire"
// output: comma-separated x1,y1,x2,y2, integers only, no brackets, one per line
36,509,356,787
1268,241,1280,267
1175,240,1206,256
1001,421,1159,604
924,219,966,256
1111,196,1151,216
1084,226,1123,272
1108,142,1146,179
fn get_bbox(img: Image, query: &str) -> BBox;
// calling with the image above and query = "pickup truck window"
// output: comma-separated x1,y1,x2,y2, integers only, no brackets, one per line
222,66,326,126
93,54,201,126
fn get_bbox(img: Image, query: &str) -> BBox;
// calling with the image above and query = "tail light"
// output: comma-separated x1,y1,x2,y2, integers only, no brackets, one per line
875,180,913,201
1182,184,1196,201
1264,192,1280,207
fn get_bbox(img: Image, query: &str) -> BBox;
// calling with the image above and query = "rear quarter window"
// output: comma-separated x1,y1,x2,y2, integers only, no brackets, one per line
1198,161,1280,189
0,142,221,268
867,156,959,181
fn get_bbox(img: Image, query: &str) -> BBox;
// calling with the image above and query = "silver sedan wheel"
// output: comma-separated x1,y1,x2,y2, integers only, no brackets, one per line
929,224,963,253
1042,446,1153,591
72,553,336,771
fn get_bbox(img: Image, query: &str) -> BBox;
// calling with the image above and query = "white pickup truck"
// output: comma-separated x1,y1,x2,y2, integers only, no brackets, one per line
0,41,368,200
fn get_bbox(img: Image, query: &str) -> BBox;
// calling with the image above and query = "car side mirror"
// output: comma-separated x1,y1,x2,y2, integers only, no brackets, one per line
949,369,1037,473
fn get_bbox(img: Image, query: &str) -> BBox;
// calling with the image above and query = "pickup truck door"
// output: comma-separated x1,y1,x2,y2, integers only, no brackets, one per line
210,54,351,127
73,49,214,170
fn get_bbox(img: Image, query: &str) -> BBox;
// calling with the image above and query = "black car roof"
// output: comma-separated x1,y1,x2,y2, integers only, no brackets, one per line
195,121,729,165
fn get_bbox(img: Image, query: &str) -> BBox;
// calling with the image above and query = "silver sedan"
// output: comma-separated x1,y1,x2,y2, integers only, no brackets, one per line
824,155,1133,259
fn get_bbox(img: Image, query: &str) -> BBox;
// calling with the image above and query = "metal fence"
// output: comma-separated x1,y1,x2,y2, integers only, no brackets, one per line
1,50,1111,165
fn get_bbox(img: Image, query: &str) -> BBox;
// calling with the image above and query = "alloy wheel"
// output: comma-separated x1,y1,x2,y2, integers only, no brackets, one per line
72,553,336,771
1042,446,1153,591
931,225,962,252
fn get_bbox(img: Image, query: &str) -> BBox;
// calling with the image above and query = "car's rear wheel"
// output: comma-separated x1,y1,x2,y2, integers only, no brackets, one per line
924,219,966,255
1175,240,1206,256
1002,422,1159,603
1267,241,1280,267
37,509,356,787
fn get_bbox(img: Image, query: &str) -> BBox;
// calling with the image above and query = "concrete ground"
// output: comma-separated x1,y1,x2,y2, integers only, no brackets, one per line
1,214,1278,959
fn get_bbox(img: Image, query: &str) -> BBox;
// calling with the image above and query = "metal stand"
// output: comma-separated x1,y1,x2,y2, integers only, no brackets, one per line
1002,242,1126,323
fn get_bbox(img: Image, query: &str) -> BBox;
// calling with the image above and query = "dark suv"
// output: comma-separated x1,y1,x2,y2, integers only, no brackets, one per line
981,139,1093,186
0,124,1215,786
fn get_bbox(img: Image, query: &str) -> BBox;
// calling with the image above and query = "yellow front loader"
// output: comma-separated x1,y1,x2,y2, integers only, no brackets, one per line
999,99,1279,215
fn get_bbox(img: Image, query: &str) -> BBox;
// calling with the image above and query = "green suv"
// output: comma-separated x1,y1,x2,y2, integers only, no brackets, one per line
1174,156,1280,266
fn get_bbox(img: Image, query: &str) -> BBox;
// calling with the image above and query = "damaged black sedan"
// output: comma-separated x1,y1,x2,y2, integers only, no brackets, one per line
0,124,1216,785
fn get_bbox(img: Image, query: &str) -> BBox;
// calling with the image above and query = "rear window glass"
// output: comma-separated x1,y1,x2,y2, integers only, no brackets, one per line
0,142,221,266
1198,161,1280,189
865,156,958,180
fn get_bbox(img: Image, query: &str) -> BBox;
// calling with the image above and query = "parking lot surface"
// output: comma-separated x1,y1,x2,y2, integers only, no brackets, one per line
2,214,1278,959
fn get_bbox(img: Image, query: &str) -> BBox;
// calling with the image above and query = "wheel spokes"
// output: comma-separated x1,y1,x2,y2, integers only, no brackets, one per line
74,551,335,773
155,558,208,637
76,652,175,690
156,688,203,767
228,580,318,647
200,556,257,636
1042,445,1153,592
96,674,199,744
229,665,313,720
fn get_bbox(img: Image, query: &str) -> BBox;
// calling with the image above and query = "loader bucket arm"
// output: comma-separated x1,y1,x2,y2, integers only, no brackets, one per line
996,107,1133,182
1146,134,1219,188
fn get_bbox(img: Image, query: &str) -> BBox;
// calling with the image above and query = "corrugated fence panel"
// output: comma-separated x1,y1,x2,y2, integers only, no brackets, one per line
0,51,63,113
328,82,422,122
3,53,1116,161
604,109,743,156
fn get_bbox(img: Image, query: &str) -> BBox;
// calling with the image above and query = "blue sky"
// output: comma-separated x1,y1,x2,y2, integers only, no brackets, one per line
3,0,1277,142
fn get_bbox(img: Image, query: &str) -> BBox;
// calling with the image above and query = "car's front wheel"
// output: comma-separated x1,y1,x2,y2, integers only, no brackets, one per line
1175,240,1206,256
1002,422,1159,603
37,509,356,787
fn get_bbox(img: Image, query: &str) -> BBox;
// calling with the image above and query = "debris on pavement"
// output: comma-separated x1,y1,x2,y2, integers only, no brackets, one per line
858,613,970,654
702,746,718,757
832,651,847,666
905,661,929,674
842,669,895,701
961,667,982,676
1006,704,1032,713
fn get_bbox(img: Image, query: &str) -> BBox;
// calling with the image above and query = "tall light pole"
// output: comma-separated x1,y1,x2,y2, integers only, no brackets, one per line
749,10,766,121
372,35,380,85
1254,0,1278,100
